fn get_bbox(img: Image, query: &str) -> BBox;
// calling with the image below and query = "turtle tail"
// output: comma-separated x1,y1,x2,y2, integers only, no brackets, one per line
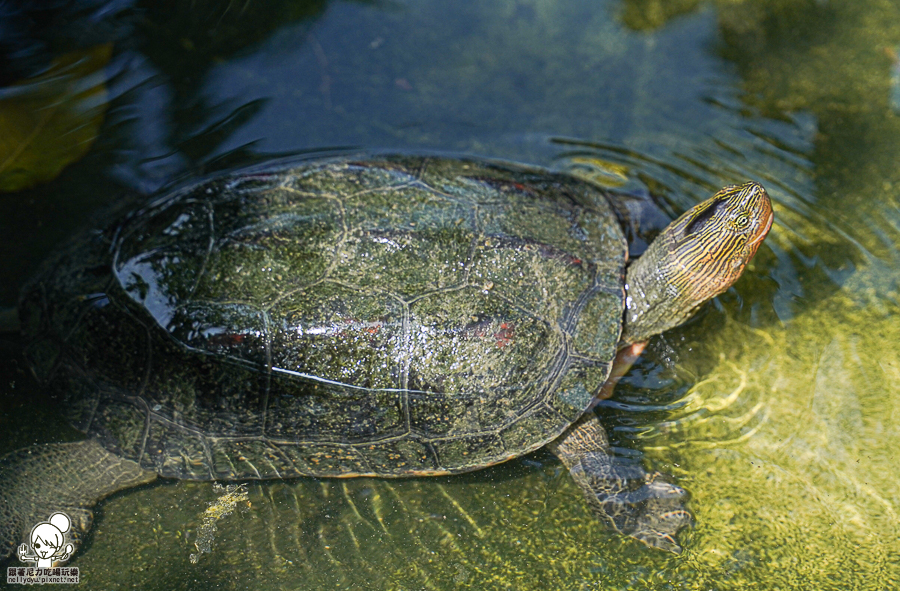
0,440,156,562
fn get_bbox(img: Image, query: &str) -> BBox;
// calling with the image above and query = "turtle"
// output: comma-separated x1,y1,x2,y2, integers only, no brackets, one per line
0,154,772,560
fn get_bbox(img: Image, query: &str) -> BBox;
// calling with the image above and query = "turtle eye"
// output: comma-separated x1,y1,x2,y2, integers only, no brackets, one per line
734,213,751,230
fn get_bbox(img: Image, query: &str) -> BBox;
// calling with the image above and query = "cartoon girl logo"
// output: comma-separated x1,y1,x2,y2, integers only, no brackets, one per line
17,512,75,568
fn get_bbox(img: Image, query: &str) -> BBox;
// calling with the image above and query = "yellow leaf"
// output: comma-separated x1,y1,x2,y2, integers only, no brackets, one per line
565,156,631,188
0,44,112,193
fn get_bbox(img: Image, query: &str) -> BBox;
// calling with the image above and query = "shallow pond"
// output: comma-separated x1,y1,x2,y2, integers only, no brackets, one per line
2,0,900,589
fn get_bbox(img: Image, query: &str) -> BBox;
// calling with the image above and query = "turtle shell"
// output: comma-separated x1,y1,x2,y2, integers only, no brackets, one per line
20,155,628,480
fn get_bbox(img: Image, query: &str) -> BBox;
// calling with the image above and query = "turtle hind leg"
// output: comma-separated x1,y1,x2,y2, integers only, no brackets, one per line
0,440,156,561
548,414,692,554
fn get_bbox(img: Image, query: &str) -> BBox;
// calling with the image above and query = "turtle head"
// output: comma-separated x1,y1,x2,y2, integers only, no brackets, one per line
621,182,773,345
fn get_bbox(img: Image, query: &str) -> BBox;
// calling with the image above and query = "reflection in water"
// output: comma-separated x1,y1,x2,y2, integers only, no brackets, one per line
3,0,900,589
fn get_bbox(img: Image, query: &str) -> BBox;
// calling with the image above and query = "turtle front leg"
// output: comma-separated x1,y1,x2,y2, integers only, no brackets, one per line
547,413,692,553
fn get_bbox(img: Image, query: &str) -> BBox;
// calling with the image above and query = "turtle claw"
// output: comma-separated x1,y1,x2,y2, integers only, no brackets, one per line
632,528,683,555
570,453,693,553
628,499,693,554
549,416,692,552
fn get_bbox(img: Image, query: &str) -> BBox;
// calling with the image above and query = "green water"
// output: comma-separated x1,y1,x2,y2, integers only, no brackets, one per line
2,0,900,589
